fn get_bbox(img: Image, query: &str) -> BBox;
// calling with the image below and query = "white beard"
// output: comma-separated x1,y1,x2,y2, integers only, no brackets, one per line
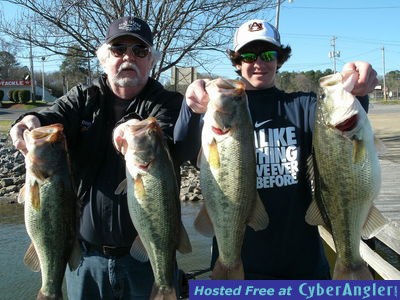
109,62,149,87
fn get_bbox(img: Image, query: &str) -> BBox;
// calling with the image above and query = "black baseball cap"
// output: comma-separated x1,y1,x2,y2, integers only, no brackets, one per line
105,16,153,46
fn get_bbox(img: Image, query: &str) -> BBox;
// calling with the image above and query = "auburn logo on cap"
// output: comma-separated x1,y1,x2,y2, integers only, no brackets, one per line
248,22,263,32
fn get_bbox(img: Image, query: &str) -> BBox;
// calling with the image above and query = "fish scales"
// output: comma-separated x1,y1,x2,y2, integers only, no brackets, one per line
308,71,385,279
114,117,191,299
314,113,378,258
201,109,255,264
21,123,78,299
197,78,269,280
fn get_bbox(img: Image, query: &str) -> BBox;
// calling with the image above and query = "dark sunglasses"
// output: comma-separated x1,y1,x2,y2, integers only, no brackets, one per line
109,44,150,58
240,51,278,63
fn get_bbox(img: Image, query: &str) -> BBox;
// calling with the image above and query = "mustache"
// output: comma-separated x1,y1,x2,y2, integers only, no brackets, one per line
116,62,140,76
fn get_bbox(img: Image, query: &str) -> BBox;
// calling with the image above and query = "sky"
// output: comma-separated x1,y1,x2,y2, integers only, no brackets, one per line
208,0,400,79
1,0,400,81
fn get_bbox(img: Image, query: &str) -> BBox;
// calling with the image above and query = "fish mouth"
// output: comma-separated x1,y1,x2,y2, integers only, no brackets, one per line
335,114,358,132
136,160,153,171
212,126,230,135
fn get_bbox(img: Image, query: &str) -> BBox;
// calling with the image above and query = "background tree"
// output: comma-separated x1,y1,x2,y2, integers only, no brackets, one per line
60,45,91,88
385,70,400,97
0,0,276,80
0,51,20,79
276,69,333,94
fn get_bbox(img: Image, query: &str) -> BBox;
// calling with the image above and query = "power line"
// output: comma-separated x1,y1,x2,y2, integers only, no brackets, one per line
290,6,400,10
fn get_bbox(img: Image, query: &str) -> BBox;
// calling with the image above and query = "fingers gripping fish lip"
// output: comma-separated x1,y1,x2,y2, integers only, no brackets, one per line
206,78,245,93
24,124,65,151
206,79,247,135
206,79,246,112
113,117,162,157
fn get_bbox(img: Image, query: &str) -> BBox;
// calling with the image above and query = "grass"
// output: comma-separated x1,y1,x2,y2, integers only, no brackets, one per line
0,120,12,135
1,101,49,135
1,100,49,109
371,99,400,105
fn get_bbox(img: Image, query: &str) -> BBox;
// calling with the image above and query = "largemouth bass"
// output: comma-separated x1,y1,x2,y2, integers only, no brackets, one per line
195,78,269,280
306,71,387,279
18,123,79,299
113,117,192,300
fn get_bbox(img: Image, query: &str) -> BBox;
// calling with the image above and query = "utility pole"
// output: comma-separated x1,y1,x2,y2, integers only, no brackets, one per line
329,36,340,73
41,57,45,101
275,0,293,30
275,0,281,30
382,47,387,101
29,27,36,102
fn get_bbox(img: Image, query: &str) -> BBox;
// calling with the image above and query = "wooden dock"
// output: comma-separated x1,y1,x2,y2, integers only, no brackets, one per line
375,159,400,222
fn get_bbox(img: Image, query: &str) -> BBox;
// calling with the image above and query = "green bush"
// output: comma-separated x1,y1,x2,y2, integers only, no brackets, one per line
18,90,30,103
12,90,20,103
8,90,14,102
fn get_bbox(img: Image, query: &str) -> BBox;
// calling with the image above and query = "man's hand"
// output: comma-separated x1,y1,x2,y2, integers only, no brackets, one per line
185,79,211,114
342,61,378,96
9,115,41,155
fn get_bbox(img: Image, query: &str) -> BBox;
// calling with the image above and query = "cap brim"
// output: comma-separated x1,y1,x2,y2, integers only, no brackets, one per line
105,33,152,46
235,38,281,51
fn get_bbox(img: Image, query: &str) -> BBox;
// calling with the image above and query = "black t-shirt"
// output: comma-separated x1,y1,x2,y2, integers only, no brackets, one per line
79,96,136,247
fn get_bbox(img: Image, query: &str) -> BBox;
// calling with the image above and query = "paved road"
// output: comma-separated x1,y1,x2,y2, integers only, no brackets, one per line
0,106,45,121
1,102,398,119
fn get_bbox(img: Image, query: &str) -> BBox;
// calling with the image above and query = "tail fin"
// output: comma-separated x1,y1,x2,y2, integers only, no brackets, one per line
211,257,244,280
333,259,373,280
150,284,176,300
36,290,63,299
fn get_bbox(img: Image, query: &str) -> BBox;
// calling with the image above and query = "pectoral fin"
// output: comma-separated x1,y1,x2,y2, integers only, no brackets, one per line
352,139,366,163
247,192,269,231
18,185,26,204
305,200,326,226
177,223,192,254
68,239,82,271
208,138,220,169
130,236,148,262
361,205,389,239
115,178,128,195
24,243,40,272
30,182,40,211
194,203,214,237
133,175,146,201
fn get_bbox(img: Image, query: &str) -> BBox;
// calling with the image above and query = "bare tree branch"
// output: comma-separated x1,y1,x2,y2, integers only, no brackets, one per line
0,0,278,79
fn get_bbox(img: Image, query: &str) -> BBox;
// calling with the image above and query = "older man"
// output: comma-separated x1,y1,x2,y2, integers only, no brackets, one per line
10,16,182,299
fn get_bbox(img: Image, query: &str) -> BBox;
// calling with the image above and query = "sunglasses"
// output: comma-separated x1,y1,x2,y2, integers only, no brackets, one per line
240,51,278,63
109,44,150,58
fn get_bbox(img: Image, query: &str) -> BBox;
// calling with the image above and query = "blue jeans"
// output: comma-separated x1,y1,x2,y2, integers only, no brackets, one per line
65,245,180,299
